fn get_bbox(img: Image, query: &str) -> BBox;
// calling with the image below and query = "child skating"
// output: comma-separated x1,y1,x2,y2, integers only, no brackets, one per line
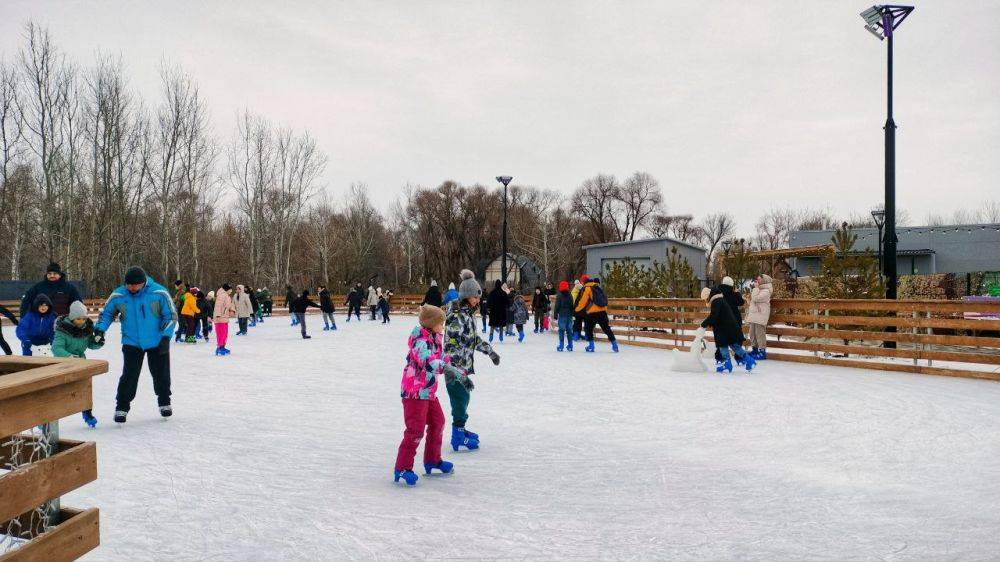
52,301,105,427
393,305,467,486
553,281,575,352
444,270,501,451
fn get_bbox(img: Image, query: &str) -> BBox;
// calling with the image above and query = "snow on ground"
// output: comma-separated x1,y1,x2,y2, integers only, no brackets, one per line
57,314,1000,560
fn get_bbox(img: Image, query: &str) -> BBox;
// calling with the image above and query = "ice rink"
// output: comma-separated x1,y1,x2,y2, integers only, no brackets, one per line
58,314,1000,560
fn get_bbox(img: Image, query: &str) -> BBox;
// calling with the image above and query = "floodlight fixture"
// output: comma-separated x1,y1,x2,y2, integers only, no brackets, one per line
496,175,513,187
496,175,514,281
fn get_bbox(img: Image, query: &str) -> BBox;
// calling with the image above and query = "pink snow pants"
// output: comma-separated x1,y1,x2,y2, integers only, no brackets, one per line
394,397,445,471
215,322,229,349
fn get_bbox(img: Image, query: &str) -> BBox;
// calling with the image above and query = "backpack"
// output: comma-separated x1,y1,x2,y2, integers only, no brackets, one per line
591,285,608,307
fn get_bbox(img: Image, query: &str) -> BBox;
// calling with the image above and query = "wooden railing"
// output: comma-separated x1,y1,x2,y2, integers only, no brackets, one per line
0,356,107,560
605,298,1000,382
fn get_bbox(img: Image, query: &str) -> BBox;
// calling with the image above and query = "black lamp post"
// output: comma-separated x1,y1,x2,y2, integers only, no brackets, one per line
871,208,886,279
496,175,513,283
860,4,914,299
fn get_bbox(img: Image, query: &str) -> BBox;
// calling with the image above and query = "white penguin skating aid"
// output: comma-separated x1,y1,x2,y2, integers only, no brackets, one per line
669,327,715,373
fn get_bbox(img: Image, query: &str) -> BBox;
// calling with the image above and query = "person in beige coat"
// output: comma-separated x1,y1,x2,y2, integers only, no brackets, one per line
746,274,773,360
212,284,237,355
234,285,253,335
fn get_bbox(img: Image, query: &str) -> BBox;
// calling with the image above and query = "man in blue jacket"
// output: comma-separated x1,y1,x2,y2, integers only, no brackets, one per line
94,266,177,424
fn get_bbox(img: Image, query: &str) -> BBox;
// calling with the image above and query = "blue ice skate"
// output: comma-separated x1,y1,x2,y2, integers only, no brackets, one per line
424,460,454,475
716,358,733,373
567,340,573,352
518,331,525,343
81,411,97,428
743,353,756,373
611,341,620,353
394,470,419,486
451,426,479,451
488,330,494,342
585,341,595,353
331,323,337,331
557,343,564,352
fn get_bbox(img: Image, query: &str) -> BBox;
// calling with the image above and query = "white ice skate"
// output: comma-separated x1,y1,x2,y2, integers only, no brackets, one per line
31,344,53,357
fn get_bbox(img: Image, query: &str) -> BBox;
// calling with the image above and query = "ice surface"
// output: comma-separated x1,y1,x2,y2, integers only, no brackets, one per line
57,315,1000,560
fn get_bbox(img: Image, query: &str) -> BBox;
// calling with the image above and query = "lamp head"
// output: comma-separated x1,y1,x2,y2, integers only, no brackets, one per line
496,175,513,187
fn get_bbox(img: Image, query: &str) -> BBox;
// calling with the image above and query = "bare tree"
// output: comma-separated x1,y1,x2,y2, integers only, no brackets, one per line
571,173,619,243
699,212,736,279
228,110,274,285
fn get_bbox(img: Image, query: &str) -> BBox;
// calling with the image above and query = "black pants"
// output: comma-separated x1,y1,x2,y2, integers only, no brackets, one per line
295,313,307,336
263,302,273,315
201,316,212,338
381,310,390,323
573,315,583,336
584,311,616,342
0,328,11,355
534,313,544,331
369,305,377,320
117,345,171,411
238,317,249,333
348,304,361,320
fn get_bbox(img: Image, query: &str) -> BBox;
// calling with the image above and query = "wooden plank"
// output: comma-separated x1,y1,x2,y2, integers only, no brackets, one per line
765,325,1000,348
772,298,1000,314
0,379,92,437
0,440,97,523
0,359,107,401
0,507,100,562
767,340,1000,366
769,313,1000,332
766,352,1000,382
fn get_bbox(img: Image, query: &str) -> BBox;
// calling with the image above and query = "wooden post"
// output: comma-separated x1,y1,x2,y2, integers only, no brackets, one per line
813,307,820,357
912,311,919,366
925,310,933,367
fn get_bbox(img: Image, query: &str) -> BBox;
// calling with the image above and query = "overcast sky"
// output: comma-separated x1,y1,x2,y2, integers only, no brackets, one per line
2,1,998,235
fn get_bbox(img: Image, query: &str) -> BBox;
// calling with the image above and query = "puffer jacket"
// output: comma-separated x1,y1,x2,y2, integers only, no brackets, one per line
367,286,378,307
52,316,103,358
511,295,529,325
444,305,492,381
180,290,201,317
553,290,574,321
719,284,745,326
701,291,743,347
400,326,449,400
96,276,177,350
16,295,56,352
746,274,773,325
234,289,253,318
213,289,236,322
574,281,607,315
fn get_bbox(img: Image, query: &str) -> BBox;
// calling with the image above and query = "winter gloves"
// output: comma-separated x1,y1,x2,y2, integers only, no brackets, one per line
93,329,105,345
489,350,500,366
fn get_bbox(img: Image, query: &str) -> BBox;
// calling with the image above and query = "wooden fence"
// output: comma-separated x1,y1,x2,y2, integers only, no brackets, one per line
0,356,107,560
605,297,1000,382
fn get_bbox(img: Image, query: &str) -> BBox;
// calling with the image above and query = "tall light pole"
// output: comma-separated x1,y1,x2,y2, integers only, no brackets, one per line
496,175,513,283
871,208,886,280
860,4,914,300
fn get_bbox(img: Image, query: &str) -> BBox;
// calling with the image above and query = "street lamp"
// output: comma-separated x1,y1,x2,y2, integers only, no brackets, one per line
496,175,513,283
859,4,914,300
871,208,886,278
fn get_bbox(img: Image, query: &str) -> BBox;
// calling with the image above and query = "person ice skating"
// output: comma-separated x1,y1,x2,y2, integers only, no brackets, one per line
247,285,260,327
504,284,516,336
531,286,550,333
198,289,214,339
393,305,465,486
576,277,618,353
715,276,746,364
571,277,586,340
16,294,56,356
260,287,273,316
443,270,500,452
367,285,379,320
173,280,188,342
213,284,236,356
318,286,337,331
289,289,320,338
747,274,773,360
345,282,363,322
442,282,459,311
285,285,297,325
52,301,105,427
700,286,755,373
421,280,443,307
93,266,177,423
379,291,391,324
234,285,253,335
19,262,83,318
553,281,575,352
0,303,19,355
486,280,508,342
511,292,529,342
179,286,201,343
479,296,488,334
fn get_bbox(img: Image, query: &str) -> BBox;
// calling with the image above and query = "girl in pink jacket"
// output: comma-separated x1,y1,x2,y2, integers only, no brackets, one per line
393,305,464,486
212,284,237,356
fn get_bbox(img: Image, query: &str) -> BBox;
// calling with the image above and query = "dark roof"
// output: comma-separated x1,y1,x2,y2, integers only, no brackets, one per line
798,249,934,258
582,236,707,253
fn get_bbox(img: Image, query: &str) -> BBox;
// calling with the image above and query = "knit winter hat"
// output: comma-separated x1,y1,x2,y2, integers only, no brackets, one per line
124,266,147,285
722,276,735,287
458,269,482,300
580,274,590,283
418,304,445,330
47,262,62,275
559,281,570,292
430,279,438,287
68,300,88,321
700,287,712,301
448,282,456,290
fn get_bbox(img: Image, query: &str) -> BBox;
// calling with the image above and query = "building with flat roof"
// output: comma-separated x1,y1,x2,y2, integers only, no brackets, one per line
788,223,1000,276
583,237,708,284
